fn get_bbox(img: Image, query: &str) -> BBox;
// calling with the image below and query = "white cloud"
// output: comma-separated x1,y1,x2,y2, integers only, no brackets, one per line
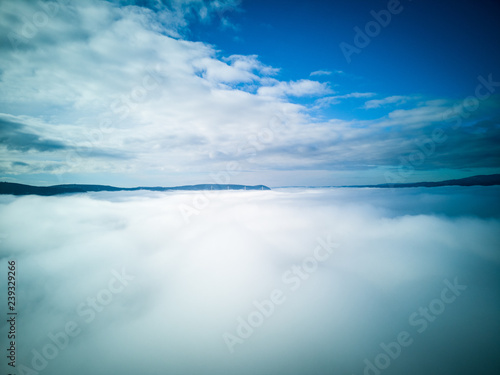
224,54,280,76
0,0,315,180
0,187,499,374
1,0,499,186
310,70,333,76
364,95,410,109
257,79,332,98
0,0,341,184
193,54,279,84
314,92,376,108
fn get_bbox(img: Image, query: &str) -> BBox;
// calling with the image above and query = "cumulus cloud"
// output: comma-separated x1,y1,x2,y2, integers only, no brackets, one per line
0,0,336,183
0,187,499,375
193,54,278,85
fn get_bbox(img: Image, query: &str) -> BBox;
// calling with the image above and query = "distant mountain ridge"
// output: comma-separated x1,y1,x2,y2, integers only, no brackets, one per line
278,174,500,189
1,174,500,196
0,183,271,196
347,174,500,188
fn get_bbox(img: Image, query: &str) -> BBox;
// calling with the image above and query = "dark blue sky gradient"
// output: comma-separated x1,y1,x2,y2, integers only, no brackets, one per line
189,0,500,100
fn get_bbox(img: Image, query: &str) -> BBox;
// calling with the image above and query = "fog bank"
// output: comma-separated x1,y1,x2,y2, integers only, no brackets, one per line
1,187,499,375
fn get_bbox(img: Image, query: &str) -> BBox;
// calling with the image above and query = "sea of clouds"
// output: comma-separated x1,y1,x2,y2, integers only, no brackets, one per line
0,186,499,375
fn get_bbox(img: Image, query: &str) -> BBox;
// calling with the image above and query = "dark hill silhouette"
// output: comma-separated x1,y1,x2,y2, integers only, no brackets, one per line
1,174,500,196
278,174,500,189
349,174,500,188
0,182,271,196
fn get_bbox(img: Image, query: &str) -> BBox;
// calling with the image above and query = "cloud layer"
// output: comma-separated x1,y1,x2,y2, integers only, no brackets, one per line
0,0,499,186
0,187,499,374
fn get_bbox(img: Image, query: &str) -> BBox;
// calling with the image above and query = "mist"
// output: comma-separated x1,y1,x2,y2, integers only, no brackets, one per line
1,187,499,375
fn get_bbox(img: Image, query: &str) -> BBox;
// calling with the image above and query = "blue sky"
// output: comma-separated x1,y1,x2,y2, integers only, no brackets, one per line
1,0,499,187
191,0,500,100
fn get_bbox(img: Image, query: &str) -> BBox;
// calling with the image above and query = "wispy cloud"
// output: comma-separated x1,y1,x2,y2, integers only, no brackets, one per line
257,79,332,98
364,95,411,109
314,92,376,108
310,70,333,77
